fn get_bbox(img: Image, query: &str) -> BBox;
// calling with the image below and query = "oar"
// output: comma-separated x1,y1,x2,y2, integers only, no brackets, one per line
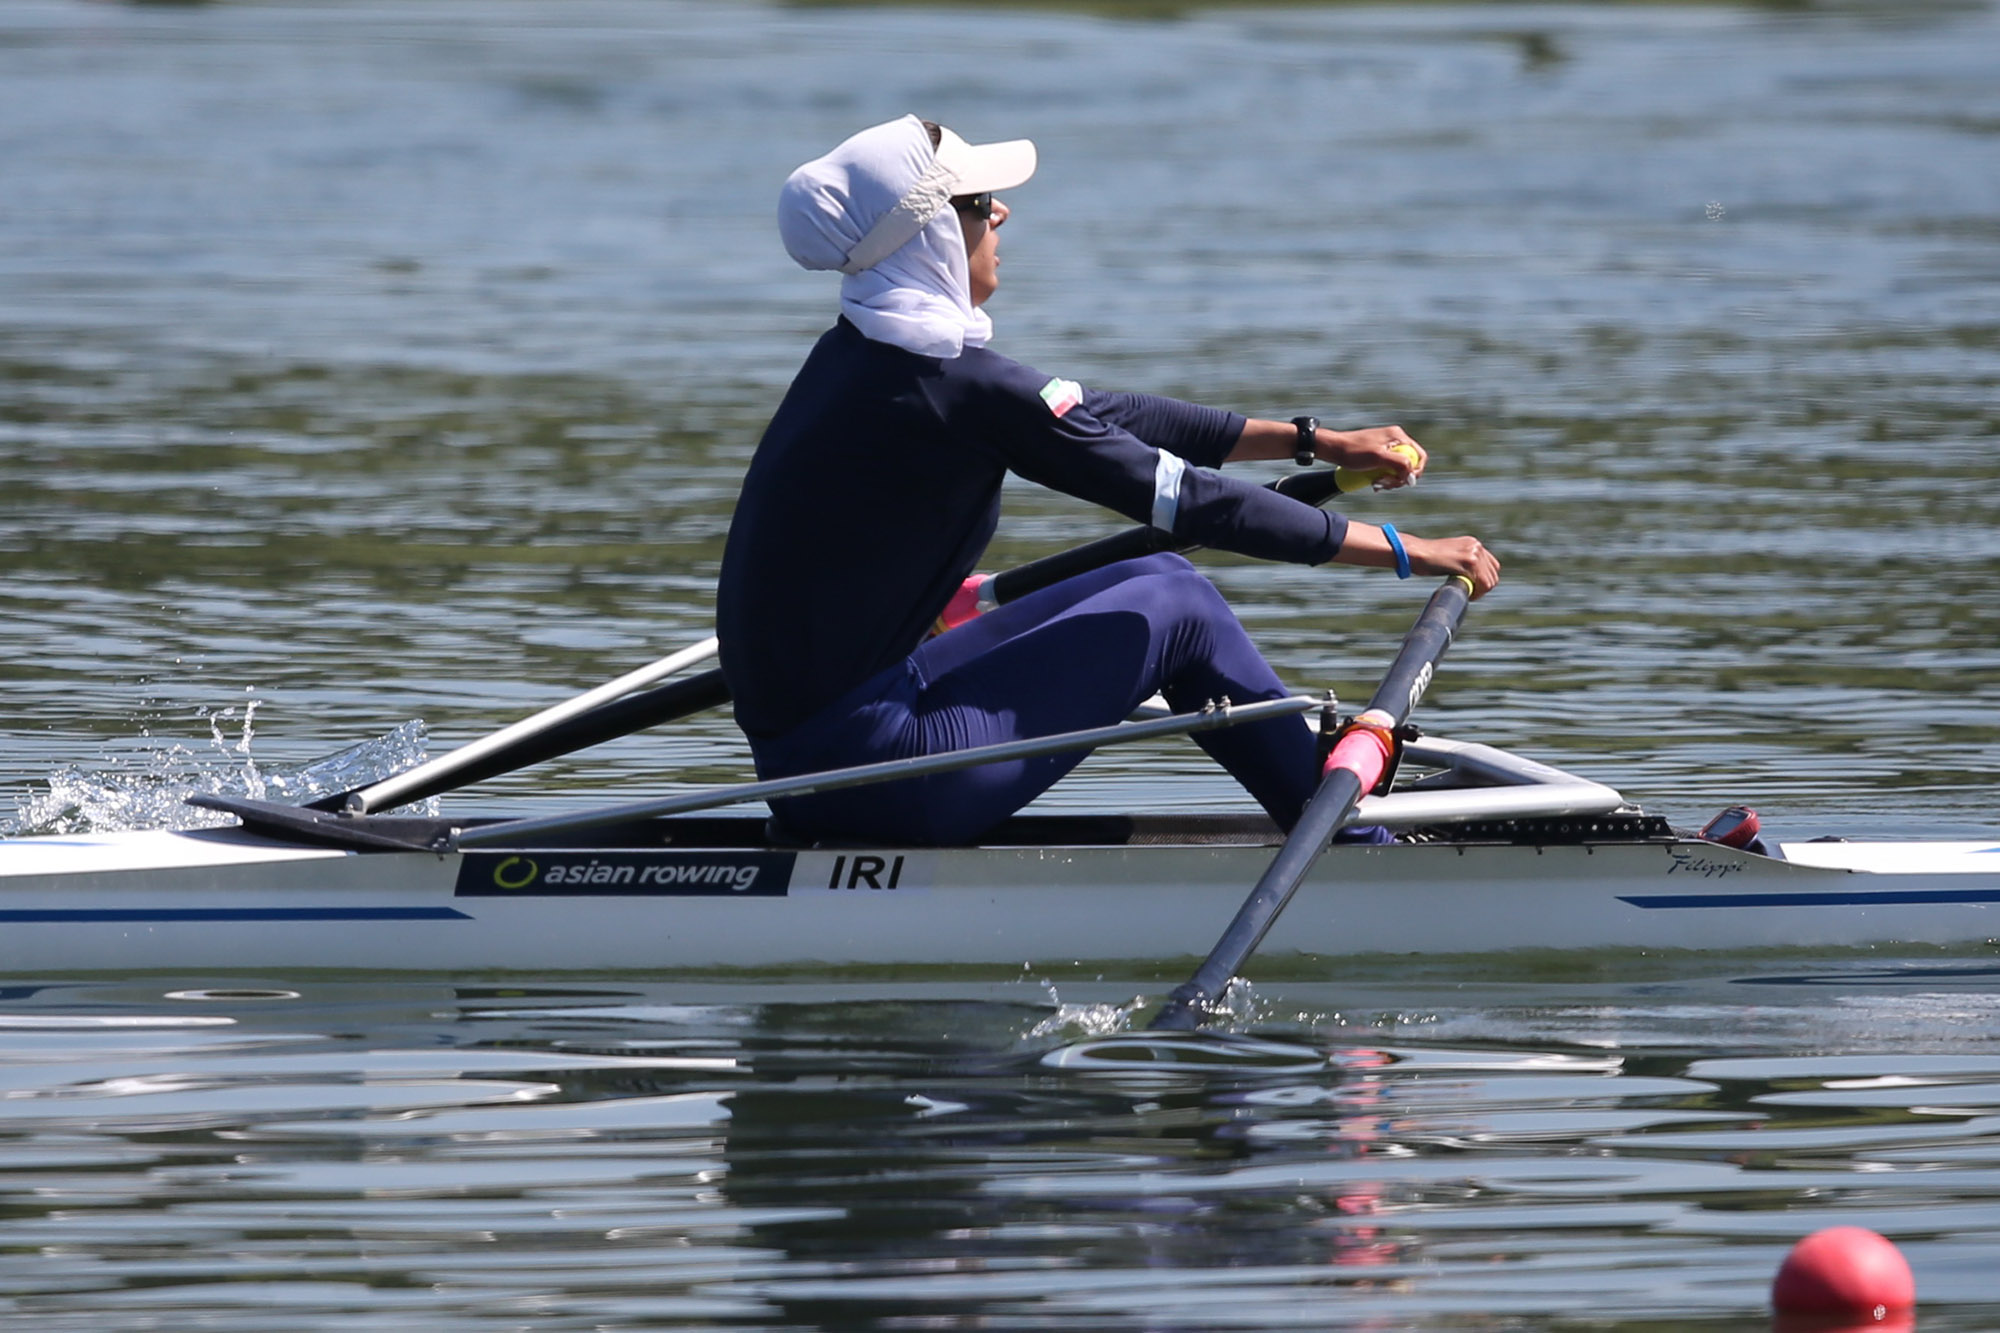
327,636,719,815
1148,575,1475,1033
313,460,1398,815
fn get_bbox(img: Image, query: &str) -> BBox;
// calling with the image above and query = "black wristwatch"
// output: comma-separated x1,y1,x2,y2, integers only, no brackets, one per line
1290,416,1319,467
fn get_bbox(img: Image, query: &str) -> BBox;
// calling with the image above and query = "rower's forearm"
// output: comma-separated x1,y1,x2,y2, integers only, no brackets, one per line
1226,418,1304,464
1331,524,1451,573
1228,420,1427,492
1329,522,1400,571
1334,525,1504,598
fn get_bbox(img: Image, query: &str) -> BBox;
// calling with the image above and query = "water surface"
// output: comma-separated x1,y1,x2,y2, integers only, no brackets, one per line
4,966,2000,1328
2,0,1999,1325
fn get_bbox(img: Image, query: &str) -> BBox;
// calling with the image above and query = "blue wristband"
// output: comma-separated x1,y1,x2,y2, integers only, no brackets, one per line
1381,523,1412,579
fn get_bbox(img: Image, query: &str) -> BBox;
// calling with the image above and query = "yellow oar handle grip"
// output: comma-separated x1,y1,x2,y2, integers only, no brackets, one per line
1329,442,1421,495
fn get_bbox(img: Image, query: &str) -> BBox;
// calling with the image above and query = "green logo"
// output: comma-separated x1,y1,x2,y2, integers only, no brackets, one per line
491,856,540,890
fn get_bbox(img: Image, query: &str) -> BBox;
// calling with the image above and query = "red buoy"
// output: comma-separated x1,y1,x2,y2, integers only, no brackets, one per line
1772,1227,1914,1317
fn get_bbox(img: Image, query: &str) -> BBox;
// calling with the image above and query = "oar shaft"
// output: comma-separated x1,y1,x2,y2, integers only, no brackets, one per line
1354,579,1472,721
343,637,718,814
310,668,731,814
1167,769,1366,1015
1151,577,1473,1032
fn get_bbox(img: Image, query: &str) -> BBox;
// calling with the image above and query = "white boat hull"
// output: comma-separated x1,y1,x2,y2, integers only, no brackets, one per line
2,821,1996,973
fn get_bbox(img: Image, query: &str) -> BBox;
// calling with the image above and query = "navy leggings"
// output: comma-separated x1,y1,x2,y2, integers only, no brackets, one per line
752,553,1317,845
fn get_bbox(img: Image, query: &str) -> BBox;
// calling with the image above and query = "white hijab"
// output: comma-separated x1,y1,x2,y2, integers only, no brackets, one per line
777,116,996,359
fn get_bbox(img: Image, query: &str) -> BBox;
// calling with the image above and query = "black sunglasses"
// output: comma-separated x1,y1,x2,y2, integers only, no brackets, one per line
951,191,995,222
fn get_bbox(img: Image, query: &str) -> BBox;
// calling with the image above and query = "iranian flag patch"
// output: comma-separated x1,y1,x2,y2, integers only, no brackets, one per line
1038,377,1084,418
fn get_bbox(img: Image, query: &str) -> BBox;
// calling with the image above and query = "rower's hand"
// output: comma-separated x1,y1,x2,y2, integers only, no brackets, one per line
1323,426,1426,489
1410,534,1501,598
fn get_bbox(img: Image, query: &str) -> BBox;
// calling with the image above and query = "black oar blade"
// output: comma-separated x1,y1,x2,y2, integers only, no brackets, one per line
1149,577,1474,1032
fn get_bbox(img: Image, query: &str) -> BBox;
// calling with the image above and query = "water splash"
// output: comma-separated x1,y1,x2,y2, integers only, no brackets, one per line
278,722,433,810
1025,982,1148,1043
3,717,432,836
1024,975,1272,1047
1206,976,1264,1030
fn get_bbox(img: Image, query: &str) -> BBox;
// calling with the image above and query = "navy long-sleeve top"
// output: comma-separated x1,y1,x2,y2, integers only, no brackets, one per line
717,319,1349,739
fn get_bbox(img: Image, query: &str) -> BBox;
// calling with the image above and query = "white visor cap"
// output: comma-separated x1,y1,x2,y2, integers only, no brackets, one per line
783,118,1038,277
933,125,1037,196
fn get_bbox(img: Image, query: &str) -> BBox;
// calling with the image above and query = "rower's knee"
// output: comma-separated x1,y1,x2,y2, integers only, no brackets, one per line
1152,556,1231,616
1111,550,1198,585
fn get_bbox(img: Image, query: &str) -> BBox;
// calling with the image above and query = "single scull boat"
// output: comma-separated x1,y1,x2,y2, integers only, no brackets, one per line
1,728,1994,974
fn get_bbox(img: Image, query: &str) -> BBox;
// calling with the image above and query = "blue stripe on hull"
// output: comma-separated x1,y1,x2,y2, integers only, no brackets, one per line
1621,889,2000,910
0,907,471,923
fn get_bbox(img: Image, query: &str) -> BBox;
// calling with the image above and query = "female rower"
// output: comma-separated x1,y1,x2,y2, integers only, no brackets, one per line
716,116,1500,846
